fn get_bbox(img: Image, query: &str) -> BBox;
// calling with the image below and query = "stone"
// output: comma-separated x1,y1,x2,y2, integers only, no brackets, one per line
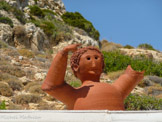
25,23,49,51
148,76,162,86
34,73,46,81
11,59,21,66
19,56,23,60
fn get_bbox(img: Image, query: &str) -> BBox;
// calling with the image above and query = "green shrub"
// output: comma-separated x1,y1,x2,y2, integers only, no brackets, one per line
138,43,156,51
68,81,81,88
0,15,13,27
29,5,56,19
0,1,11,11
103,51,131,72
103,51,162,77
0,1,26,24
31,19,72,45
12,7,26,24
29,5,73,45
0,100,6,110
62,12,100,40
29,5,45,18
124,93,162,110
42,9,56,16
124,45,134,49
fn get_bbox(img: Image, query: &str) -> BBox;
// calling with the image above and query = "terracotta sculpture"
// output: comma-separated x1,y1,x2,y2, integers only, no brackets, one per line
42,44,144,110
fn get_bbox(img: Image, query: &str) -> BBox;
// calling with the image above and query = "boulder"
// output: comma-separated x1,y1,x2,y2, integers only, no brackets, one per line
0,24,13,45
147,76,162,86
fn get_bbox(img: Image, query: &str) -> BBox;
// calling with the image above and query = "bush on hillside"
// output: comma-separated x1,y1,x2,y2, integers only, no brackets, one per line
0,65,26,77
62,12,100,40
29,5,73,45
0,1,11,11
0,1,26,24
124,45,134,49
124,93,162,110
29,5,45,18
138,43,156,51
0,15,13,27
31,19,72,45
103,51,162,77
0,101,6,110
6,79,23,91
12,94,41,104
68,81,81,88
0,82,13,97
18,49,35,58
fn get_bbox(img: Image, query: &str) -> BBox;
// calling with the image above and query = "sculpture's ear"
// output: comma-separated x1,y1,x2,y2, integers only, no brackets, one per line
73,65,79,72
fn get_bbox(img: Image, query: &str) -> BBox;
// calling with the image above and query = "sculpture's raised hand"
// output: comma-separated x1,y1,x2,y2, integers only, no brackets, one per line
63,44,81,53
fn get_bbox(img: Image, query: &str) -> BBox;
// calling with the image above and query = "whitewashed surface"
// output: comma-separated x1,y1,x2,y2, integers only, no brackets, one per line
0,110,162,122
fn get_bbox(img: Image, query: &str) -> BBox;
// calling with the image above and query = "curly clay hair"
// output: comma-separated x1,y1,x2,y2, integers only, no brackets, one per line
70,46,105,77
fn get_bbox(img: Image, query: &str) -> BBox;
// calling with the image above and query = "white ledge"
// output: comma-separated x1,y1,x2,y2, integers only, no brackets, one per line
0,110,162,122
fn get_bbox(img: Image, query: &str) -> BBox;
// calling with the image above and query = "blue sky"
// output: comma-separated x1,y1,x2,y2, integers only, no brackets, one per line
62,0,162,51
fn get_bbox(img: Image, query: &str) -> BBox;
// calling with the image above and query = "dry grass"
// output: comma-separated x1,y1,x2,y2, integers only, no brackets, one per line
12,94,41,104
0,65,25,77
101,40,123,52
24,82,40,91
37,102,56,110
28,84,45,95
2,48,20,57
156,94,162,99
107,70,124,81
13,25,26,37
0,82,13,97
18,49,35,58
6,79,23,91
0,73,18,81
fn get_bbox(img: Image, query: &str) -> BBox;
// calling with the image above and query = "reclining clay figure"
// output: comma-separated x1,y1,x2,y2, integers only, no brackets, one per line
42,44,144,110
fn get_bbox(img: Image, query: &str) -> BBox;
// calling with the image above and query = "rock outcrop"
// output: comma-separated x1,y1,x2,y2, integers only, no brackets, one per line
5,0,65,15
0,0,99,51
120,48,162,62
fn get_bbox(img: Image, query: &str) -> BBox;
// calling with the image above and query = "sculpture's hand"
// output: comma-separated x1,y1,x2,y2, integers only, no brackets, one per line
63,44,81,53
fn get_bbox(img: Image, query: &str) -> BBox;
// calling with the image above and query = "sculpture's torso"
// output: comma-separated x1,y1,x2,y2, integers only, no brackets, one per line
73,81,125,110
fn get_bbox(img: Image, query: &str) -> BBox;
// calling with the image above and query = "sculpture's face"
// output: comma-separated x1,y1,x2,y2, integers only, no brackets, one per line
76,50,103,76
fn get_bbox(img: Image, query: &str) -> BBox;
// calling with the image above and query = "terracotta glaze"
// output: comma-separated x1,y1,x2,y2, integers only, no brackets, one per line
42,44,144,110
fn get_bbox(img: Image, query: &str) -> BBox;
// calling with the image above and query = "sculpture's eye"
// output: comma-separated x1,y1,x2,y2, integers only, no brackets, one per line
87,57,91,60
95,56,98,59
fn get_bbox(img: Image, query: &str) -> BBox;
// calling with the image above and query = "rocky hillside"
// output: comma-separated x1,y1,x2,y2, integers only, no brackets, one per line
0,0,162,110
0,0,99,51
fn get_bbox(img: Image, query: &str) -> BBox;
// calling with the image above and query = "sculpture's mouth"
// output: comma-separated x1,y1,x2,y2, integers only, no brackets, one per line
88,68,102,75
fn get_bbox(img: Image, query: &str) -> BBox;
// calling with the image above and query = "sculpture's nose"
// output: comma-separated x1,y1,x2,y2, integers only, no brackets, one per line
92,60,96,68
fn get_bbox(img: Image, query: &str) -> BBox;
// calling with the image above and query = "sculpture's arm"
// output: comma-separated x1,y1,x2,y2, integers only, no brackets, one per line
41,44,80,108
112,65,144,99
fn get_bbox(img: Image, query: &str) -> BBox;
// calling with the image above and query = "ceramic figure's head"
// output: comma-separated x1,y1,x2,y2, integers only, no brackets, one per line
70,47,104,78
